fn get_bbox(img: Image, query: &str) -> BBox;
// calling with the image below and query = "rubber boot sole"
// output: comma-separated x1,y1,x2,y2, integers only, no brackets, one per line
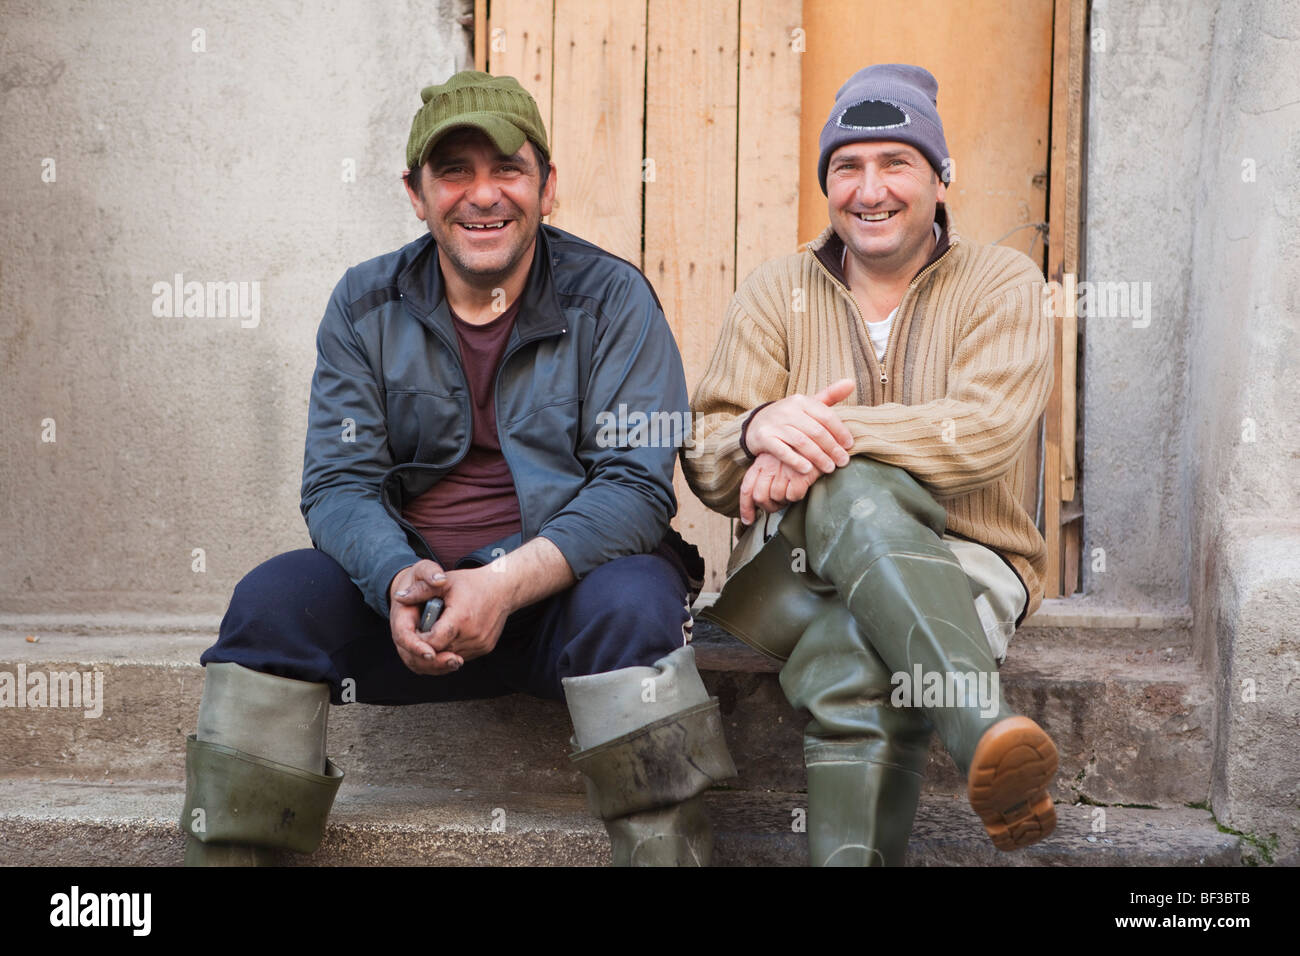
967,716,1058,851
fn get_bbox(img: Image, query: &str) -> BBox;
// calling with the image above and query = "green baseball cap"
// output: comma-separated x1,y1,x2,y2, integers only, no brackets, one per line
405,70,550,171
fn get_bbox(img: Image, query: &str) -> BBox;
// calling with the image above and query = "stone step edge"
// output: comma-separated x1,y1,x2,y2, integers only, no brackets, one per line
0,597,1194,637
2,623,1206,681
0,777,1243,868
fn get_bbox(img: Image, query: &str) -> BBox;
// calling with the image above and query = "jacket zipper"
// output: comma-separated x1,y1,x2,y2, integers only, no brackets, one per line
811,242,955,398
378,309,472,568
491,322,568,542
382,476,440,563
379,313,568,564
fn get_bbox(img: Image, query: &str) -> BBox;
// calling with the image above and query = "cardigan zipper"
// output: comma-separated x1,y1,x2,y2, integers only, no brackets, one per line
812,241,955,394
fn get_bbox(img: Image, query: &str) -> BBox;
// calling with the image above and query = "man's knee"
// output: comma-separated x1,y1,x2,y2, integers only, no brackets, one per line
781,602,896,703
805,456,947,543
222,549,363,631
563,554,691,673
203,548,379,682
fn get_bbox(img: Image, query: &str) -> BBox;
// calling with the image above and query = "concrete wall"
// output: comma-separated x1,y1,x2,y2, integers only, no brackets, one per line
1082,0,1217,609
1,0,472,615
1088,0,1299,860
1182,0,1299,861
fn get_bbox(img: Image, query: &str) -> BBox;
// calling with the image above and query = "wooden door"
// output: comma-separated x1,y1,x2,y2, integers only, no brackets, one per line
479,0,1080,597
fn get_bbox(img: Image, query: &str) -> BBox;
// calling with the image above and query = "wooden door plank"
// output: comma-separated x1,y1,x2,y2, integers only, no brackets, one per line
548,0,647,265
797,0,1054,254
488,0,554,136
1044,441,1062,598
475,0,488,71
646,0,740,591
1060,0,1085,518
1064,518,1081,594
1046,0,1087,596
1050,0,1083,506
1043,0,1079,599
736,0,803,283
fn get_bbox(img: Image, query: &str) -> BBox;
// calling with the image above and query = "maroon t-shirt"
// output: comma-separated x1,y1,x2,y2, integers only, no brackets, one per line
402,299,523,568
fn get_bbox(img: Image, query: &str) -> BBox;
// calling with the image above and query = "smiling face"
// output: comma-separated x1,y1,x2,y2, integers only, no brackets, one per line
404,127,556,292
826,140,945,278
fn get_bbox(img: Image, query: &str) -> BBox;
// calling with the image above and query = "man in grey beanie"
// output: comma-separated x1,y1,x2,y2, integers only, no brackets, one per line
685,63,1060,865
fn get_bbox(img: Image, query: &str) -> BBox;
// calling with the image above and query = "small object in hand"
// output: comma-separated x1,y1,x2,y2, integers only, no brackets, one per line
419,598,445,633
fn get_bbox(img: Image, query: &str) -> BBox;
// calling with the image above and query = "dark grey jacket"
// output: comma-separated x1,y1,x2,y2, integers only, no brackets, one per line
300,225,689,618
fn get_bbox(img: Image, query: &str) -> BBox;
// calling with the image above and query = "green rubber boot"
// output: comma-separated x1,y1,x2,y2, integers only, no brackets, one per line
705,524,932,867
796,458,1057,850
707,541,941,868
563,646,737,866
781,601,933,866
181,662,343,866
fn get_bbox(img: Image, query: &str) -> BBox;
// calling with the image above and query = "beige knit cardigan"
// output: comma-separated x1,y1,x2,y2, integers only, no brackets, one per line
682,214,1055,623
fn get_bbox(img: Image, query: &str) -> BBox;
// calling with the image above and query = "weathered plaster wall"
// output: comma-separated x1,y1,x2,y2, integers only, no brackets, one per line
1,0,472,614
1182,0,1300,862
1082,0,1217,609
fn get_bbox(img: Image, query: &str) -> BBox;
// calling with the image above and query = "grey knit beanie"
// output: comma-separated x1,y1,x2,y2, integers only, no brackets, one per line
817,63,951,194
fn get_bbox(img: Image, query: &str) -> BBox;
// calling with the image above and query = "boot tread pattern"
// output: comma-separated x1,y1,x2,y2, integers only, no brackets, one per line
967,716,1058,852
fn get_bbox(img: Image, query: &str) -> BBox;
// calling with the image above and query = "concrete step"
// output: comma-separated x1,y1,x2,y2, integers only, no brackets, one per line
0,607,1212,807
0,777,1241,867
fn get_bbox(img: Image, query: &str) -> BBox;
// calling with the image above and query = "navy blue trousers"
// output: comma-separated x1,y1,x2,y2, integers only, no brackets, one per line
201,548,692,705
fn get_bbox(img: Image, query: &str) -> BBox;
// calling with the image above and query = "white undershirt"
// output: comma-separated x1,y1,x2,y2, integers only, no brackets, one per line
843,222,942,361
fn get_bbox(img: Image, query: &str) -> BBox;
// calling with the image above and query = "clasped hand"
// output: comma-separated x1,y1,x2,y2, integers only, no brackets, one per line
388,561,513,676
739,378,856,525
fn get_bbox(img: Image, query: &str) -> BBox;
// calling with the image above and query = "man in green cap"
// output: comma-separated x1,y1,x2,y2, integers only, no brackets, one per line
180,71,735,867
